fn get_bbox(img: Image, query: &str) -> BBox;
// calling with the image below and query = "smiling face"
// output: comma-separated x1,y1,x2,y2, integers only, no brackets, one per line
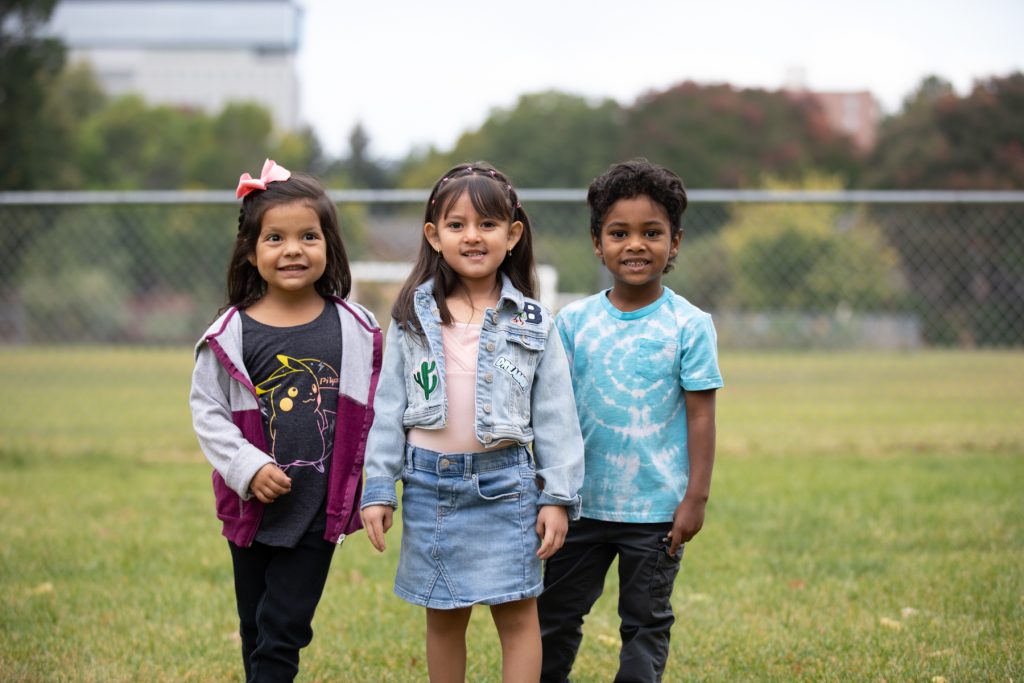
424,190,523,291
593,194,681,308
248,201,327,300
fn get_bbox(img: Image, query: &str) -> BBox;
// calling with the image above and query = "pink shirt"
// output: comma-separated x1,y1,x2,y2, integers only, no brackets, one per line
407,323,489,454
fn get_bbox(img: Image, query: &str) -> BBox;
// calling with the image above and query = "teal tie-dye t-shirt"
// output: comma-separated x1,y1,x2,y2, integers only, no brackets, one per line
555,287,723,523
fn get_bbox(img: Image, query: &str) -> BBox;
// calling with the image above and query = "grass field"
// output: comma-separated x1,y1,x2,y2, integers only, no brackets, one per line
0,348,1021,682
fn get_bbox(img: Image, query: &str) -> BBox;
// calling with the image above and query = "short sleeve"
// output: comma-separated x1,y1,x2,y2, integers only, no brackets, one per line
554,310,574,365
679,312,724,391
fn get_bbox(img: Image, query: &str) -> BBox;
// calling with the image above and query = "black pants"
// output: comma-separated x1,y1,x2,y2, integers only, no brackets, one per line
538,518,683,683
228,528,336,683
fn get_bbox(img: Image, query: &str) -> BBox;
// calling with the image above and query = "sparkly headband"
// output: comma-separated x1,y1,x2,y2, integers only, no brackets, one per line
431,167,521,209
236,158,291,199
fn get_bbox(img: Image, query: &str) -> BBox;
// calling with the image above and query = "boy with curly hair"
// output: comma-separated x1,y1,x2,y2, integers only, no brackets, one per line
539,158,724,682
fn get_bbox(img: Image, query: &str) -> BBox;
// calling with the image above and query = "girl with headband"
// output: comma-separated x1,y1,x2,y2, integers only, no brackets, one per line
360,162,584,682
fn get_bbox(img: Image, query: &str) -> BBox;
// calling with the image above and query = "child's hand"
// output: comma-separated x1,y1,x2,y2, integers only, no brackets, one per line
535,505,568,559
361,505,393,552
250,463,291,504
667,497,707,556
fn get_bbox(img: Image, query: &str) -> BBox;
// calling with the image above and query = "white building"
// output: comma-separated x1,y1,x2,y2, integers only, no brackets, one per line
44,0,302,130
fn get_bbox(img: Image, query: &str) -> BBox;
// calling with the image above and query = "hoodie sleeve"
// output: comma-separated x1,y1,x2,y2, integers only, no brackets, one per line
190,342,273,500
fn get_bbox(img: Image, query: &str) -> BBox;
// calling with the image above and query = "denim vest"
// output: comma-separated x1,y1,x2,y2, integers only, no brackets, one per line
361,275,584,516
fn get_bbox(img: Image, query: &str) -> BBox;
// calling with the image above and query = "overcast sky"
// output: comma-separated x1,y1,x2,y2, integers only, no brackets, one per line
295,0,1023,160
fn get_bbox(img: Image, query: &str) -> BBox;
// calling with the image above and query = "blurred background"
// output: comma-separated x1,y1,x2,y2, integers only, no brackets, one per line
2,3,1023,681
2,0,1022,348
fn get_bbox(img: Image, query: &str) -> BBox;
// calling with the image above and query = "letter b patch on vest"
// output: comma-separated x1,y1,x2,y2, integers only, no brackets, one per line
512,302,543,326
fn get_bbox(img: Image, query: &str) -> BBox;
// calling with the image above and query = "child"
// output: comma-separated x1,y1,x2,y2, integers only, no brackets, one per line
538,158,723,683
190,159,382,682
360,162,585,683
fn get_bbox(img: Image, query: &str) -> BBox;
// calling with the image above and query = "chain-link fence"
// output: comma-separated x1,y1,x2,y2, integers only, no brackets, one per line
1,189,1021,348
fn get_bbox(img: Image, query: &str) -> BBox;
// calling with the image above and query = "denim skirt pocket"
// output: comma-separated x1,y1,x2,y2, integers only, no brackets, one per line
473,466,524,501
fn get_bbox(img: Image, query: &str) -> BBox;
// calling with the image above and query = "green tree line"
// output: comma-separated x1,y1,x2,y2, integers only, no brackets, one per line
3,2,1022,192
3,2,1021,346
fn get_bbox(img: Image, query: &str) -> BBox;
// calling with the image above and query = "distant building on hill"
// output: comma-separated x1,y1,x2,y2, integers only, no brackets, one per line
43,0,302,130
804,90,881,152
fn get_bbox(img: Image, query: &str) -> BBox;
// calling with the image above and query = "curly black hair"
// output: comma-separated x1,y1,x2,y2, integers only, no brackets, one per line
587,158,688,240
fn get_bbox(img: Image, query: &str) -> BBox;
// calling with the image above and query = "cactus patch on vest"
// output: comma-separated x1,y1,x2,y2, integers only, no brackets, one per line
413,360,438,399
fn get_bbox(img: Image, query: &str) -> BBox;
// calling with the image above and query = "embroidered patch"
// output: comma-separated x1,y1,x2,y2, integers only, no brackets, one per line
512,302,543,326
523,302,542,324
494,356,528,391
413,360,438,399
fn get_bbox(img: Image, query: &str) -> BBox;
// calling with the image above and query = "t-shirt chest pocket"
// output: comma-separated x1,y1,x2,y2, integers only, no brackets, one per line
635,338,678,383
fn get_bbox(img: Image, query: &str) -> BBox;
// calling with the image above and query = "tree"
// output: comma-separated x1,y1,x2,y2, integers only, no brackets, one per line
0,0,66,189
398,84,861,191
187,102,276,188
76,95,206,189
37,63,107,188
188,102,324,189
73,95,322,190
664,174,906,314
340,122,391,188
865,73,1024,189
413,91,625,188
622,82,860,188
863,73,1024,345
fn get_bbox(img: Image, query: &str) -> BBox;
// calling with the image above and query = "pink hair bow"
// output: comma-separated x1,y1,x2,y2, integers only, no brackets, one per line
236,158,292,199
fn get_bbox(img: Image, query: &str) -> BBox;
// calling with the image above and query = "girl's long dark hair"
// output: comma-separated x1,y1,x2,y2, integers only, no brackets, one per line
391,162,536,335
223,173,351,312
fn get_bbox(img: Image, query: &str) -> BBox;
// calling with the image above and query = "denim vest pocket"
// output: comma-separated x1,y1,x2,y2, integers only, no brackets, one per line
503,325,548,351
499,326,547,417
635,338,677,382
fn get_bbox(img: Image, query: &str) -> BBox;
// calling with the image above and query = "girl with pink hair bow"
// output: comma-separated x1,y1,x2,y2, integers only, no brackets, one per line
190,159,382,682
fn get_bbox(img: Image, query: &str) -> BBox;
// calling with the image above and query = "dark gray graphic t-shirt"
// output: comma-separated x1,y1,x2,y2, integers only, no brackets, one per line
242,302,342,547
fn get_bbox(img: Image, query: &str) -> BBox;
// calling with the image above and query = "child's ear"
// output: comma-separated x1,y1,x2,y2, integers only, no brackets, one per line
592,233,604,261
670,228,683,257
423,223,440,251
507,220,524,250
247,251,257,267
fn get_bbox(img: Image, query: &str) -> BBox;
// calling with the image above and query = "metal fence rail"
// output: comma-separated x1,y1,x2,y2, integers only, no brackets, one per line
1,190,1021,348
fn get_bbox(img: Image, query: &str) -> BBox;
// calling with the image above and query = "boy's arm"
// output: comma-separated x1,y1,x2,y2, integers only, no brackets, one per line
535,504,568,559
668,388,717,556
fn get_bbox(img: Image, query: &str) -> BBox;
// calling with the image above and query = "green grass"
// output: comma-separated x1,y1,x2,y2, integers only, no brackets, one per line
1,348,1021,682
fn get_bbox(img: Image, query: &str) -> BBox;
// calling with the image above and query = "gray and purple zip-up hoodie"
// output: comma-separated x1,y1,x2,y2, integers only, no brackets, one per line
190,297,382,547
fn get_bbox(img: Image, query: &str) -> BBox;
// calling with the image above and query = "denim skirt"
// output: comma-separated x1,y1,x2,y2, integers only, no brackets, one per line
395,444,542,609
